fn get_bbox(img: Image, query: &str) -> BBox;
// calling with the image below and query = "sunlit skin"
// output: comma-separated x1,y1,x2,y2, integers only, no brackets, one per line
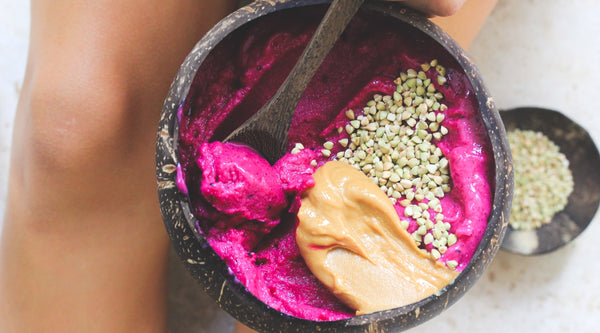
0,1,238,332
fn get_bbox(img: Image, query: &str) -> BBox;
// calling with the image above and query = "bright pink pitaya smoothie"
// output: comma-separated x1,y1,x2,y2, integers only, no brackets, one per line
178,6,494,321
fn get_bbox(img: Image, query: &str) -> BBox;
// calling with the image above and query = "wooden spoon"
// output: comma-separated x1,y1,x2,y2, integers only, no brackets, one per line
500,107,600,255
224,0,365,164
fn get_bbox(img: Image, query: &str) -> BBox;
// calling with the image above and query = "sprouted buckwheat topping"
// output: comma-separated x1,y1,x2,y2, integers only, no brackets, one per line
508,129,574,230
293,60,457,268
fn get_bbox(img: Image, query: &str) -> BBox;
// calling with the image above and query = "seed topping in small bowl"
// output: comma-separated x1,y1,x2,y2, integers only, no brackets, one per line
508,129,574,230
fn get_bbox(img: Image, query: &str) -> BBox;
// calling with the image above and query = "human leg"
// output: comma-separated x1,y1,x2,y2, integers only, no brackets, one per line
0,1,237,332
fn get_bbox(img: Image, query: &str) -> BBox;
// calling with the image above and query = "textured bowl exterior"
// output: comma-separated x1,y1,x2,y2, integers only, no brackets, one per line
156,1,513,332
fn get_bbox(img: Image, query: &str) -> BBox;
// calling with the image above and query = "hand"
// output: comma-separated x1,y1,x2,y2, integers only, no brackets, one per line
390,0,467,17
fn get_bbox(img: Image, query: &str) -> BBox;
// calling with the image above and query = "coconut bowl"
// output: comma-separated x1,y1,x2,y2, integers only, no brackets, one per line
156,1,513,332
500,107,600,255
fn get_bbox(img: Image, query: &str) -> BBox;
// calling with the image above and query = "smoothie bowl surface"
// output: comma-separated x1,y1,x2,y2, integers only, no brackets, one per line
157,1,512,332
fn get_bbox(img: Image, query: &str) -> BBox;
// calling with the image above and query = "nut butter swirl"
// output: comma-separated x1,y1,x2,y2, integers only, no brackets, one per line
297,161,458,315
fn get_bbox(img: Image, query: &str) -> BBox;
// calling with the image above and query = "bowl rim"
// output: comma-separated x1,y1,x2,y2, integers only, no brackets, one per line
156,1,513,331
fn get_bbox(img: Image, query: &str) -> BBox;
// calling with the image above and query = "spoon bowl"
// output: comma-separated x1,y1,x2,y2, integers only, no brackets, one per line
500,107,600,255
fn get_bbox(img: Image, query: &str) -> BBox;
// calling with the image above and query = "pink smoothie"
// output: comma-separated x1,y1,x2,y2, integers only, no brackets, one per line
178,6,494,321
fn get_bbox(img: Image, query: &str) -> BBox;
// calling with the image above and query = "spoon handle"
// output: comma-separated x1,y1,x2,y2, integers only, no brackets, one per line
270,0,365,119
225,0,364,163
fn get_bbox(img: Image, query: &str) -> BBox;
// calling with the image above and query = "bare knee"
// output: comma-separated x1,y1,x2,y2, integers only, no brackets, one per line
9,61,159,225
1,68,170,332
30,68,149,171
26,70,127,170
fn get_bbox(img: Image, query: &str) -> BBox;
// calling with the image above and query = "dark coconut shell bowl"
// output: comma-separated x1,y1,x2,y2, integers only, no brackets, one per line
156,1,513,332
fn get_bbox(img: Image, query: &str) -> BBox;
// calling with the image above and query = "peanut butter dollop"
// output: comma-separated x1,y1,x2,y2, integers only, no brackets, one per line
297,161,459,315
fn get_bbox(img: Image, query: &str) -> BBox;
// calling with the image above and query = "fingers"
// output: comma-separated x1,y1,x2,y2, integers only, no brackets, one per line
391,0,467,17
